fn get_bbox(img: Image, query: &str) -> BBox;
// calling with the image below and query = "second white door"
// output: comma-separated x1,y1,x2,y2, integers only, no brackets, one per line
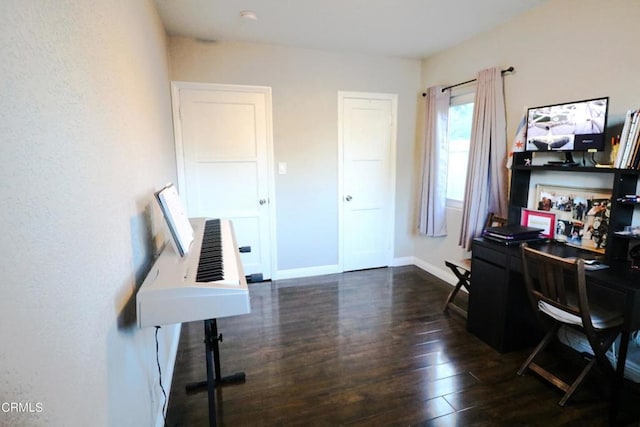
339,92,397,272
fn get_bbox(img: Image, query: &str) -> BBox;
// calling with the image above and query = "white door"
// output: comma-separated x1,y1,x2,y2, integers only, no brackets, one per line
339,92,397,272
171,82,274,280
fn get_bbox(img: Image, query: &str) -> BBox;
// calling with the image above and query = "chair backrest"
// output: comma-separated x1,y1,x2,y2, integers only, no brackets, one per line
484,212,508,230
520,243,593,333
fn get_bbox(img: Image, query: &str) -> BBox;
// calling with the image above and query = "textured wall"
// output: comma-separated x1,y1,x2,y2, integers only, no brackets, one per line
0,1,177,425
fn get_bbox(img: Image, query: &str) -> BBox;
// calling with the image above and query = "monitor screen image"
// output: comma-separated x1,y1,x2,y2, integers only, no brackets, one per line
525,97,608,152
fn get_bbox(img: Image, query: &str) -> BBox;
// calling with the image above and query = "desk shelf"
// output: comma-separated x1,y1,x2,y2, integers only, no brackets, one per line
511,164,621,174
509,153,640,262
613,232,640,239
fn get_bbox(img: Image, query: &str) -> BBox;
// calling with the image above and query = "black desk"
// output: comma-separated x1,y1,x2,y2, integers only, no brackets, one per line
469,237,640,421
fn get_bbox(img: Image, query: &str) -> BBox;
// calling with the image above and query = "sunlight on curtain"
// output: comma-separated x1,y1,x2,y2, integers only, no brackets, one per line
458,67,508,250
418,86,450,236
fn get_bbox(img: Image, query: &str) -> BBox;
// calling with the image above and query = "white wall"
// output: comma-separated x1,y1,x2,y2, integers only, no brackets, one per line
0,1,178,426
168,39,421,277
416,0,640,279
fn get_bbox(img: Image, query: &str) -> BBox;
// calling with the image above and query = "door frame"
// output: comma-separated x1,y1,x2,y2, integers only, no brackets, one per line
170,81,278,279
337,91,397,271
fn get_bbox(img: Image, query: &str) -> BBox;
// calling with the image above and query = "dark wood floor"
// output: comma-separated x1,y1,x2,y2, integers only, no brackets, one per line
165,266,632,426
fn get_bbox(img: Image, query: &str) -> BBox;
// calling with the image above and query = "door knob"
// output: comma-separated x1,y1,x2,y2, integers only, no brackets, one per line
259,199,267,205
345,195,352,202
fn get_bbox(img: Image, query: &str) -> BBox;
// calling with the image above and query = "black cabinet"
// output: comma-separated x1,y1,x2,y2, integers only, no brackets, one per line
468,239,541,353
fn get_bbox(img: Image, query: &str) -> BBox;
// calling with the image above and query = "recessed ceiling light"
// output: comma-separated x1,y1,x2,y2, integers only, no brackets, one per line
240,10,258,20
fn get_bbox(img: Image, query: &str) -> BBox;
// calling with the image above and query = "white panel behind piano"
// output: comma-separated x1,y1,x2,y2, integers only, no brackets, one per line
193,163,258,216
190,101,258,159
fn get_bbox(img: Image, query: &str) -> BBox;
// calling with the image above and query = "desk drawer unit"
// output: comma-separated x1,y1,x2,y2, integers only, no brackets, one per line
468,239,541,353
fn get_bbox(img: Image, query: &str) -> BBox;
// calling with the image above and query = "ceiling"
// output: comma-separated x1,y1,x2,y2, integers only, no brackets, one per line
154,0,548,59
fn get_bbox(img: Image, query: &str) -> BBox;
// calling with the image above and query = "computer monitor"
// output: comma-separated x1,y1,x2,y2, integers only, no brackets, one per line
525,97,609,164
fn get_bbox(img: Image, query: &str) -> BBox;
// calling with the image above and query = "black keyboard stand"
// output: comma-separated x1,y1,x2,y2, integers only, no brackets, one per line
185,318,246,427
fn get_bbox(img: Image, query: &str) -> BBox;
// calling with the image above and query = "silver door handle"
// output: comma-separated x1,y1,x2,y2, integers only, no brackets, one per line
259,199,267,205
345,195,352,202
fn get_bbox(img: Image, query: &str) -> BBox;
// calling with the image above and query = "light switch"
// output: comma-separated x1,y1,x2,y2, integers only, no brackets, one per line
278,162,287,175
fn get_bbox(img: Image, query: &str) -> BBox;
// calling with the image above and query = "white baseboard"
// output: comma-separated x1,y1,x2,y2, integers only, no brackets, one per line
275,258,460,288
391,256,414,266
275,264,342,280
412,257,458,288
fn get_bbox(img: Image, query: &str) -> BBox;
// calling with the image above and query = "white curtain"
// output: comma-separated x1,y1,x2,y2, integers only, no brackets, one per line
459,67,509,250
418,86,450,236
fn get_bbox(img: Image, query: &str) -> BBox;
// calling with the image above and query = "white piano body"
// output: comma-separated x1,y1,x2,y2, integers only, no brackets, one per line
137,217,250,328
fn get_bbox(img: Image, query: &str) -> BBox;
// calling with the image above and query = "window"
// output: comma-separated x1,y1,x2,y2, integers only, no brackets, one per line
446,93,474,208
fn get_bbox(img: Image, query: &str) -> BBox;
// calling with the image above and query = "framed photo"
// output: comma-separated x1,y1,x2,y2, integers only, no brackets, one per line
533,184,611,254
521,208,555,239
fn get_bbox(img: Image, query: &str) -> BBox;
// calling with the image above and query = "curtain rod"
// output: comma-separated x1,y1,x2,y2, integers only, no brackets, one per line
421,66,514,97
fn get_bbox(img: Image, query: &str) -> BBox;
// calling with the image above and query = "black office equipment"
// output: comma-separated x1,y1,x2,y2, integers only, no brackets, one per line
482,224,544,244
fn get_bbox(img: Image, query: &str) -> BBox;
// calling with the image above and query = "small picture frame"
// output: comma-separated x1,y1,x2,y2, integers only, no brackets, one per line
521,208,555,239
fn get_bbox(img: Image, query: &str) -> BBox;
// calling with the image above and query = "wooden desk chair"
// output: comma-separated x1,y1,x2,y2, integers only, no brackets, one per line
443,213,507,318
518,243,624,406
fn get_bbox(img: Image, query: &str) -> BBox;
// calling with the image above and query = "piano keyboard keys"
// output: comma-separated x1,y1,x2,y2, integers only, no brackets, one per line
196,219,225,282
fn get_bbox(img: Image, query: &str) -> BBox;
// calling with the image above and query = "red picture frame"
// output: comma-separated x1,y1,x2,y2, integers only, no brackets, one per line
521,208,556,239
